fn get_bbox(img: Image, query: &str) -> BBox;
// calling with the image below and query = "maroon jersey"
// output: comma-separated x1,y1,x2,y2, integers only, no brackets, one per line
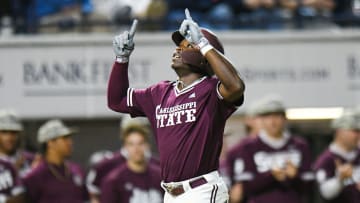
86,150,159,195
313,144,360,203
23,160,88,203
86,151,126,195
0,159,24,199
100,163,163,203
0,150,35,178
229,132,313,203
107,62,243,182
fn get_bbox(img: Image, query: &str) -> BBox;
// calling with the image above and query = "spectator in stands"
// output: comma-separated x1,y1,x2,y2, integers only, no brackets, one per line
29,0,93,32
23,119,89,203
9,0,33,33
313,110,360,202
0,109,35,179
100,122,163,203
166,0,234,30
86,116,159,203
226,96,314,203
329,0,359,27
230,0,285,30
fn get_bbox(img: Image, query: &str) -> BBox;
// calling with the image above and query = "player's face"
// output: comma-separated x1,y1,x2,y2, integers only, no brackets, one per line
339,129,360,150
244,116,262,136
0,130,20,155
260,113,286,138
124,132,149,164
171,39,195,73
49,135,73,158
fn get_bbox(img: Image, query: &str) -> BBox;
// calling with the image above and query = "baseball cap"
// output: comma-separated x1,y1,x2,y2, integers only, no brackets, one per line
0,109,23,131
331,111,360,130
172,28,224,54
37,119,76,143
250,96,286,116
120,115,150,131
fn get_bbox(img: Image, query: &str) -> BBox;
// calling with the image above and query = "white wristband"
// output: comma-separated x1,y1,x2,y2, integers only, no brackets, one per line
200,44,213,55
116,56,129,63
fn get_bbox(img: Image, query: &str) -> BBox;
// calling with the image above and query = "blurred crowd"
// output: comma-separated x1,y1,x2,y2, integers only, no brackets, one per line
0,0,359,35
0,96,359,203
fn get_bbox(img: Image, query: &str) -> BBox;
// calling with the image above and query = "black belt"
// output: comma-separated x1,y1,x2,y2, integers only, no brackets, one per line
163,177,208,196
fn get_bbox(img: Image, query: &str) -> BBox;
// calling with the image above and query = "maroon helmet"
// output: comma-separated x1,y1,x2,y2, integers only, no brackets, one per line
171,28,224,76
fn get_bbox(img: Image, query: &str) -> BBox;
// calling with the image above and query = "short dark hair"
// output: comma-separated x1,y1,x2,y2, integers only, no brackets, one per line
121,124,150,144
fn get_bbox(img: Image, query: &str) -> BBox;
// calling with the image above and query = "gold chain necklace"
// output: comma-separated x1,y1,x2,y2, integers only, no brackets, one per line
47,162,71,182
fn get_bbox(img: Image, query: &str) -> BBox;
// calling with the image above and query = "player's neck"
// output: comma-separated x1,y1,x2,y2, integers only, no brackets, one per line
127,159,147,173
177,73,203,90
46,151,65,166
334,140,355,153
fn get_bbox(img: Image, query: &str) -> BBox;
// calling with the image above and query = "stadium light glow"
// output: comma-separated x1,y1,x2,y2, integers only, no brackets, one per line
286,107,344,120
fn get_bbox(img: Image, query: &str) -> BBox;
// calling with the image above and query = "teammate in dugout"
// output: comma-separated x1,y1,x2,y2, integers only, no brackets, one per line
86,116,159,203
107,8,245,203
100,123,163,203
314,110,360,203
23,120,88,203
227,96,314,203
0,110,36,179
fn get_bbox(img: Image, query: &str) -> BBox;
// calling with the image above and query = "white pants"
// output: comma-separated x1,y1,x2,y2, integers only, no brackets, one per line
162,171,229,203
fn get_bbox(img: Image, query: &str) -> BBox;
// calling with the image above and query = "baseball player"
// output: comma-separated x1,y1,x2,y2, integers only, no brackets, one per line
227,96,314,203
86,116,159,203
23,119,88,203
313,111,360,202
107,8,245,203
100,123,163,203
226,102,263,203
0,109,35,178
0,159,25,203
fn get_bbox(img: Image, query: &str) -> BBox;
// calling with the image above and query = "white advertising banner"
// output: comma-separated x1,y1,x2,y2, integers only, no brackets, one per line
0,31,359,118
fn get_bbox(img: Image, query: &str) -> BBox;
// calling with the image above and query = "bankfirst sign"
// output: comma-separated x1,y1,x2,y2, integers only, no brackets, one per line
0,31,359,118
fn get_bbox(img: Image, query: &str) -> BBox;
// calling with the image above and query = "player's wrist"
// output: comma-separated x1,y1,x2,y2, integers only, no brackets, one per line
115,56,129,63
197,37,213,55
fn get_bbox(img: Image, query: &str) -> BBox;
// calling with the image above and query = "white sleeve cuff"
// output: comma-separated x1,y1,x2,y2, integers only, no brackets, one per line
116,56,129,63
200,44,213,55
319,176,343,200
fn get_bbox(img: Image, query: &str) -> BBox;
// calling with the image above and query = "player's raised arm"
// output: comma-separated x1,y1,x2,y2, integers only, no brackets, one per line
107,20,138,113
179,9,245,104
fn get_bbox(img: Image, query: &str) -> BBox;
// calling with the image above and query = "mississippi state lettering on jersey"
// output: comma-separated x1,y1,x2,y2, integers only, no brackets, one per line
126,76,242,182
314,144,360,203
0,159,24,199
23,161,88,203
230,131,313,203
101,163,163,203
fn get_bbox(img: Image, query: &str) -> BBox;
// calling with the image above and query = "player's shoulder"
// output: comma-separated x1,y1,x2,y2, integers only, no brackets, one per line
228,136,258,156
20,150,36,161
314,148,334,168
289,135,309,147
104,163,128,183
148,162,161,173
67,161,84,174
23,161,47,181
0,158,13,168
94,152,125,172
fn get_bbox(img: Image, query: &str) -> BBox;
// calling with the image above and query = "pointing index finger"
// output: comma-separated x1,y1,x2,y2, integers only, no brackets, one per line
185,8,192,21
129,19,138,38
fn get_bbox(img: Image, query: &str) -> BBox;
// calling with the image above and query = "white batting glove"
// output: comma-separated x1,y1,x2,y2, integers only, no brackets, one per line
179,9,212,55
113,19,138,63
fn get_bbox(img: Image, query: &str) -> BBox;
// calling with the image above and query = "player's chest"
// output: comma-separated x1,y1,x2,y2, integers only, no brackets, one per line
0,168,14,191
155,88,210,129
253,148,302,173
